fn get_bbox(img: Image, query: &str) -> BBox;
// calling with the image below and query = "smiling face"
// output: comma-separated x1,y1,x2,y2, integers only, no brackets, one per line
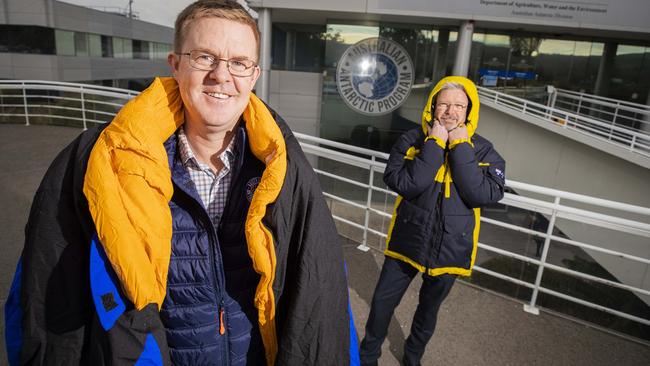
168,17,260,132
434,88,469,131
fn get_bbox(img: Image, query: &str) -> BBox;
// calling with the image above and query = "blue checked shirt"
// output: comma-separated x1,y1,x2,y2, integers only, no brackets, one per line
177,126,237,227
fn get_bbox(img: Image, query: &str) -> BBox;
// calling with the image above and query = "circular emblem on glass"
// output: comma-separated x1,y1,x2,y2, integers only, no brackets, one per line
336,38,414,116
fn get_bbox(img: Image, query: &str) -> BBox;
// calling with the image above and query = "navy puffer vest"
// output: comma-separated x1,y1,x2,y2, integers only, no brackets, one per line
160,127,266,365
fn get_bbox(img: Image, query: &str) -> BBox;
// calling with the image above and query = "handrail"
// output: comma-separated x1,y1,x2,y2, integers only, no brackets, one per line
0,80,138,129
550,87,650,140
293,132,650,333
2,80,649,338
477,86,650,158
0,79,139,96
555,88,650,112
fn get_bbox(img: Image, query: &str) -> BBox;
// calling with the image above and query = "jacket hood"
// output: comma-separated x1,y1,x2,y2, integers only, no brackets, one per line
421,76,480,137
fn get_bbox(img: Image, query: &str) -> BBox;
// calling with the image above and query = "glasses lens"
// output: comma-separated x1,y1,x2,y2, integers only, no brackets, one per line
228,59,255,76
185,51,256,76
189,51,214,70
436,103,465,110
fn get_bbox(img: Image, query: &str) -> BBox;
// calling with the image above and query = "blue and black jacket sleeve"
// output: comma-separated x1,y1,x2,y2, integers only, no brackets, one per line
4,126,170,365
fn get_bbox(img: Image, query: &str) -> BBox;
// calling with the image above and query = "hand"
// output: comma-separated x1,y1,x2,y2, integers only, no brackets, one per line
448,123,468,141
427,118,448,144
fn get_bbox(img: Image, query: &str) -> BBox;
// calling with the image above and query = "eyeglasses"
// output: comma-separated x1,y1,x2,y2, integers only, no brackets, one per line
177,50,257,77
435,102,468,111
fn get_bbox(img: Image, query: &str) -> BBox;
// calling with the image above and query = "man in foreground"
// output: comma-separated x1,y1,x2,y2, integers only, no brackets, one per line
359,76,506,366
5,1,354,364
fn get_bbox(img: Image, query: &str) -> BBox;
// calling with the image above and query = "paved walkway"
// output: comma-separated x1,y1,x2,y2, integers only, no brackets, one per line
1,124,649,365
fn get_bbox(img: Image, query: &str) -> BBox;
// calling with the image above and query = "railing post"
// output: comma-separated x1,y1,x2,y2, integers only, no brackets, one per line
80,87,87,130
545,96,553,120
577,93,583,114
630,135,637,151
610,104,620,140
522,101,527,114
524,196,561,315
22,82,30,126
550,88,557,110
358,157,375,252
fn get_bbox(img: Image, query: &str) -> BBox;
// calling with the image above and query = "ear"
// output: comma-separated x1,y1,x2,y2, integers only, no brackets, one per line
250,65,261,88
167,53,180,76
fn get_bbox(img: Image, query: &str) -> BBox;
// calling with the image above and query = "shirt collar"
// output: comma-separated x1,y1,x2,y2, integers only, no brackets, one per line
177,125,238,170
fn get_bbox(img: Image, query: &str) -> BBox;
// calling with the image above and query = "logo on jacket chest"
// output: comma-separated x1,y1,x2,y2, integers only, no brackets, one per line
246,177,261,202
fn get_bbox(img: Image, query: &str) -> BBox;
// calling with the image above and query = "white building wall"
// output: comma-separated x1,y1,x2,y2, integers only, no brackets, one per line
1,0,50,25
52,2,172,43
268,70,322,136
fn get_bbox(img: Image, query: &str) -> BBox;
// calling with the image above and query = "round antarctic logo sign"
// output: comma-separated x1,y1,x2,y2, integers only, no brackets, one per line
336,37,414,116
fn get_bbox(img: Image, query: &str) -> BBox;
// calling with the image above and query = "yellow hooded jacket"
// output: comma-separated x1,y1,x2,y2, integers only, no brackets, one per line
383,76,506,277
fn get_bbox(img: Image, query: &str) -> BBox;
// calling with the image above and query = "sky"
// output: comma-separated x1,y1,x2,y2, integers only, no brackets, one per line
59,0,195,27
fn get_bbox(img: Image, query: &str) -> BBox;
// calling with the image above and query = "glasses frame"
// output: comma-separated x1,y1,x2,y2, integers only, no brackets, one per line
177,50,258,77
435,102,468,111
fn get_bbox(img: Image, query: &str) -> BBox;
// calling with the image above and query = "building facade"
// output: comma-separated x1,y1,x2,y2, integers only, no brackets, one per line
0,0,173,90
249,0,650,150
2,0,649,144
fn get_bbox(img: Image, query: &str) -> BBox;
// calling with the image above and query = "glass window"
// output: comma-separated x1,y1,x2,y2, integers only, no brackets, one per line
132,40,150,60
0,25,55,54
113,37,132,58
101,35,113,57
611,45,649,103
320,23,381,146
152,42,171,60
89,34,102,57
468,32,610,100
271,23,326,72
320,23,443,152
55,29,75,56
568,41,602,94
271,25,287,68
379,25,438,84
113,37,124,58
123,38,133,59
74,32,89,57
444,31,458,78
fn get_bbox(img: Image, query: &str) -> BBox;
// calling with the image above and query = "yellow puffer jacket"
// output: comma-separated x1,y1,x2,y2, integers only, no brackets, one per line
83,77,286,365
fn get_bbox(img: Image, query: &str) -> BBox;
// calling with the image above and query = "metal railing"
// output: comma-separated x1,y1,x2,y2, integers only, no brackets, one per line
2,80,649,339
477,86,650,158
554,88,650,133
0,80,138,129
294,131,650,338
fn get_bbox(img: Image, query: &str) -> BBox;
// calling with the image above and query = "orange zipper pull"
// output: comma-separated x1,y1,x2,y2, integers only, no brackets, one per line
219,307,225,335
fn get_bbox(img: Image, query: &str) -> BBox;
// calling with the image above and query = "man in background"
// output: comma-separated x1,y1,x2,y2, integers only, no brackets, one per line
359,76,506,366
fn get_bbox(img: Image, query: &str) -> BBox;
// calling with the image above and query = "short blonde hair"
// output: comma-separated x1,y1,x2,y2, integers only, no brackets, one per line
174,0,260,60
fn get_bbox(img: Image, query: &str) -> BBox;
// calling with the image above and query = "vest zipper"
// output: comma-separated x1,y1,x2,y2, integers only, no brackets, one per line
219,302,226,335
211,228,230,366
206,220,229,366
